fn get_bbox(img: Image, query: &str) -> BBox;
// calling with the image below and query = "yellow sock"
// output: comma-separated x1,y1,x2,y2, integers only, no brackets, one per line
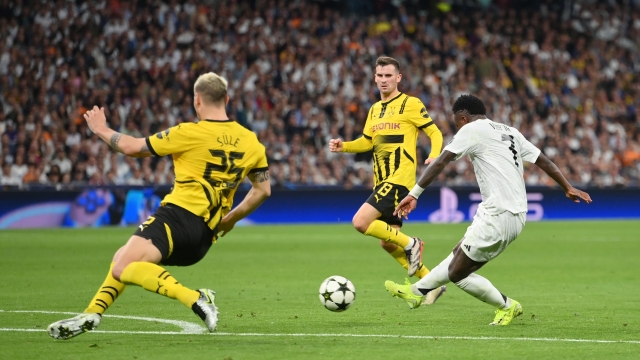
84,263,126,314
365,220,411,248
389,247,431,278
415,263,430,279
120,262,200,308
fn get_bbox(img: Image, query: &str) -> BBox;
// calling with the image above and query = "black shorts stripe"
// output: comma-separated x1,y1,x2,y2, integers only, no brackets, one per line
145,137,159,156
418,121,434,129
133,205,214,267
175,179,197,184
366,182,409,227
403,149,414,163
399,95,410,114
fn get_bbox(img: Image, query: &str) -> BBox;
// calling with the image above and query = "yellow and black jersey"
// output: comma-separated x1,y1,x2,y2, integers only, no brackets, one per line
343,93,443,189
146,120,268,229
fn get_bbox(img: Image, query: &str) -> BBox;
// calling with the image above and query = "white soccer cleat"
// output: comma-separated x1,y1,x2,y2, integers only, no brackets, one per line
405,237,424,277
422,285,447,305
191,289,219,332
48,313,102,340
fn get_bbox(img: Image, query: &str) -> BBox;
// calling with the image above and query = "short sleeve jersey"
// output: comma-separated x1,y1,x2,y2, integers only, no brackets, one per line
146,120,268,228
443,118,541,215
363,93,440,189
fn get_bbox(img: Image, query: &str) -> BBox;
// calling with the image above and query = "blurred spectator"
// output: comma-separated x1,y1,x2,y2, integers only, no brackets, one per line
0,0,638,190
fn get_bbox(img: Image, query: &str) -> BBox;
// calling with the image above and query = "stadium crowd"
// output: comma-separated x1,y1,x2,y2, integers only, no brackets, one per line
1,0,639,189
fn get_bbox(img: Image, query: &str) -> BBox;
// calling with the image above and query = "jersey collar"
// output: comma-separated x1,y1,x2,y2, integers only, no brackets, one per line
380,92,404,105
202,119,234,122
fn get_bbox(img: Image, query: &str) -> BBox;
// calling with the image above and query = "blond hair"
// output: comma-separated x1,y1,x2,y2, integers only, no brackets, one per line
194,72,228,105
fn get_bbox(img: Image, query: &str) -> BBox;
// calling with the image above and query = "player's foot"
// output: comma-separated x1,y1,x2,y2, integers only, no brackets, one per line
47,313,102,340
192,289,219,332
384,280,425,309
404,237,424,277
490,299,523,326
422,285,447,305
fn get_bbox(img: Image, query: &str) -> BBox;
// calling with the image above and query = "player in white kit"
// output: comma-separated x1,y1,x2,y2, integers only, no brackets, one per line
385,94,592,325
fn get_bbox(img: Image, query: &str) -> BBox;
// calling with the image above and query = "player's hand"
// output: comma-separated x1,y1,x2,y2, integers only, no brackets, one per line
84,106,107,133
565,187,592,204
329,138,343,152
424,157,436,165
218,215,236,237
393,195,418,220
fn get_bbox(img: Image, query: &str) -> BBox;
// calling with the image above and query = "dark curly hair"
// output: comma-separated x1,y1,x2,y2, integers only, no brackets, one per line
452,94,486,116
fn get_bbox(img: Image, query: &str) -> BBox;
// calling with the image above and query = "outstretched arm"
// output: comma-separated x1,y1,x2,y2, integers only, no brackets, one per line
534,153,592,203
393,150,457,218
218,169,271,237
84,106,151,158
330,136,373,153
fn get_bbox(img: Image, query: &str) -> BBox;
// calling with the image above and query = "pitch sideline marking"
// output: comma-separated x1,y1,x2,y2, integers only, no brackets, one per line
1,310,639,345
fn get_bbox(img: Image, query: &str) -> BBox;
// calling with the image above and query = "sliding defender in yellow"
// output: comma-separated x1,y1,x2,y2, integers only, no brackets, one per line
48,72,271,339
329,56,446,305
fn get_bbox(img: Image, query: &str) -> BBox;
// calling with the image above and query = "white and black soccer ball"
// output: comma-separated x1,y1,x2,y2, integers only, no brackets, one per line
318,275,356,312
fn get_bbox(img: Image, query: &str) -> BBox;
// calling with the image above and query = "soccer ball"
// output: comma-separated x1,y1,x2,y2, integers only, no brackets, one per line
318,275,356,312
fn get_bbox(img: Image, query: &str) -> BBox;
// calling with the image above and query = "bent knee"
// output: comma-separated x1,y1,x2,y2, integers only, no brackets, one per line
111,260,136,282
352,216,370,234
111,263,126,282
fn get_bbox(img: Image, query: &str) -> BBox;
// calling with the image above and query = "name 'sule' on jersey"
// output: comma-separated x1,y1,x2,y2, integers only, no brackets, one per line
444,118,541,215
365,94,436,189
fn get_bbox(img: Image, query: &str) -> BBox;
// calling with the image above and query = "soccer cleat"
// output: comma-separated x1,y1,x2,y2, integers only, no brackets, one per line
384,280,425,309
422,285,447,305
405,237,424,277
192,289,219,332
47,313,102,340
490,299,523,326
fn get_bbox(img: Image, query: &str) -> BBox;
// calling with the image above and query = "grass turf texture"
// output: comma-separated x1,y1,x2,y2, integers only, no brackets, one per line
0,221,639,359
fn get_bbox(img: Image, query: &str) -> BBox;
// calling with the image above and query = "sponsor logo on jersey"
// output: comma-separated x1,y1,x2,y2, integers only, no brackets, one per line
372,122,400,133
420,107,429,118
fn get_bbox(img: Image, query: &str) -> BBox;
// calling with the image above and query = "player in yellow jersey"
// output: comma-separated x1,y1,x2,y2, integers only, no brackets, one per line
48,72,271,339
329,56,446,304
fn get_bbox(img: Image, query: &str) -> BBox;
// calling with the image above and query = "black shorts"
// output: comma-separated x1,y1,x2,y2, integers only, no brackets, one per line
134,204,215,266
366,182,409,227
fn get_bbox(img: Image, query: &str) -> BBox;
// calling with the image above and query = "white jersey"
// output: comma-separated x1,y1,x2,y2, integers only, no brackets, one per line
443,118,541,215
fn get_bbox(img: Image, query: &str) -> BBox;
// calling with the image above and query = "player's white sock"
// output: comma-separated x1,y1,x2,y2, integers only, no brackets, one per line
410,253,453,296
403,238,415,252
454,273,509,309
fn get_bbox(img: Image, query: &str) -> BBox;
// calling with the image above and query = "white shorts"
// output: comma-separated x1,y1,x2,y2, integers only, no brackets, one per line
460,208,526,262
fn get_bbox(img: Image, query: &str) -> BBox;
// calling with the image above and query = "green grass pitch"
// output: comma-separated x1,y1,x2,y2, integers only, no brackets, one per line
0,221,639,359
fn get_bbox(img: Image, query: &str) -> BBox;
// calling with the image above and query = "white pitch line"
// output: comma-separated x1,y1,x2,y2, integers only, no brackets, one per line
0,309,205,334
2,310,639,345
0,328,639,345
